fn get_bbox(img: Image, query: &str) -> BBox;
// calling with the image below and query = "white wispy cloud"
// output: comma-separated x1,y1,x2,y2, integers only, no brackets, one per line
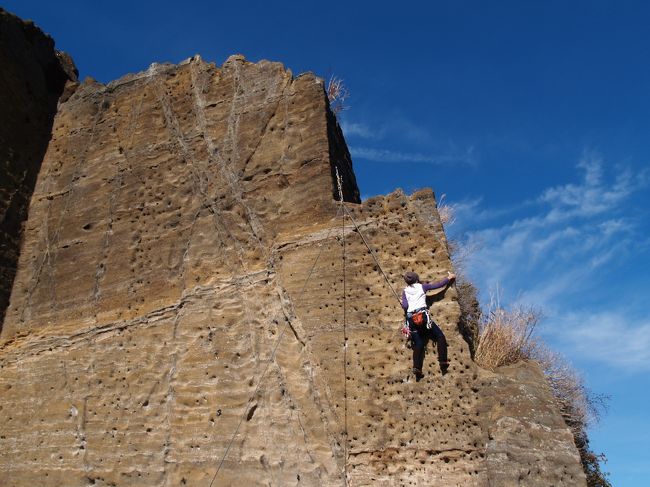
551,310,650,371
457,155,649,372
341,115,477,166
448,197,530,232
539,155,648,222
340,117,431,143
351,146,475,166
340,121,381,139
463,155,645,297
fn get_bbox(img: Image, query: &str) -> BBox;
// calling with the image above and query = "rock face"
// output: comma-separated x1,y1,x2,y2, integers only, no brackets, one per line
0,36,585,487
478,362,587,484
0,8,77,327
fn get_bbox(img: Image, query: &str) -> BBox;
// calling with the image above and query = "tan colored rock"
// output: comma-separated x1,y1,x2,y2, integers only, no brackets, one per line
0,52,585,486
479,362,586,486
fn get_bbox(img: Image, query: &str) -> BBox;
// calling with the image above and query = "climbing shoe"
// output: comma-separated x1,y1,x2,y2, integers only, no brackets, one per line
412,368,424,379
440,361,449,375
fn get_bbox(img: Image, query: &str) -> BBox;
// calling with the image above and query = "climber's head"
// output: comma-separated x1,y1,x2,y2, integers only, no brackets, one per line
404,272,419,285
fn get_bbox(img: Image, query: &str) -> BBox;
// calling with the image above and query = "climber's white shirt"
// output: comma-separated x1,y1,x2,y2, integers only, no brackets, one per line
404,283,427,312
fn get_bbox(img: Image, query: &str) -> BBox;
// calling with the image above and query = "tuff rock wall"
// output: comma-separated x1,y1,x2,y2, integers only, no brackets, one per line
0,8,77,326
0,14,586,487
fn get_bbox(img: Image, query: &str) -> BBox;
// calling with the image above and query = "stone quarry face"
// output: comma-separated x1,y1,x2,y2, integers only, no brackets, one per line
0,16,585,487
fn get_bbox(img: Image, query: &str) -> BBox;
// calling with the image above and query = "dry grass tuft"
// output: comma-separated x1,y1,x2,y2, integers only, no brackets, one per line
437,194,456,226
326,75,349,115
473,298,611,486
534,347,590,430
474,298,542,370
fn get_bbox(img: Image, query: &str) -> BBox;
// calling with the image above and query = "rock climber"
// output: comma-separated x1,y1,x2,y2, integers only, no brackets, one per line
401,270,455,380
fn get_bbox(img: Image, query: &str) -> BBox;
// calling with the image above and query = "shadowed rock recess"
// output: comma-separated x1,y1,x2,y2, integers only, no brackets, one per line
0,8,78,327
0,28,586,487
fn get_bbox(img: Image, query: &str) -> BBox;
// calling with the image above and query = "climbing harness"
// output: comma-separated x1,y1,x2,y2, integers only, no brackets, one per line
407,307,431,328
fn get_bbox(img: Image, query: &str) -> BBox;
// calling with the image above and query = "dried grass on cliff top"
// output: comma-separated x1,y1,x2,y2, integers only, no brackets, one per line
437,194,456,227
327,75,349,115
473,298,606,443
474,300,542,370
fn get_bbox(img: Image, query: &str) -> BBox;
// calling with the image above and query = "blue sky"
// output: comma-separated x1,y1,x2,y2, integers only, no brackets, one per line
5,1,650,484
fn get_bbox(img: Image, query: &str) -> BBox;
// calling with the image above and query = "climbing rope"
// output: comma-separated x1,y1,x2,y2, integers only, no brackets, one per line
336,170,349,487
341,204,402,305
208,205,343,487
210,169,405,486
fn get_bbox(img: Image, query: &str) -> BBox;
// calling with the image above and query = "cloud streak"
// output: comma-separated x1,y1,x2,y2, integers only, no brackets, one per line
539,155,648,222
455,154,649,372
341,116,477,166
552,311,650,371
340,121,381,140
340,118,432,143
463,155,645,299
351,146,476,166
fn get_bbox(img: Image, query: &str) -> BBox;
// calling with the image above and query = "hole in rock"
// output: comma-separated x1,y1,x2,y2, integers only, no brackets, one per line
246,404,258,421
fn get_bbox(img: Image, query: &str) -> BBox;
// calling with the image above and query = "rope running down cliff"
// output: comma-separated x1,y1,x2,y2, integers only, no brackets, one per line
341,204,402,305
209,170,405,486
338,170,349,487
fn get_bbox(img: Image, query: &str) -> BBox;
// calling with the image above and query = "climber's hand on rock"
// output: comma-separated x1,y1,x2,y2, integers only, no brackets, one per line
447,272,456,281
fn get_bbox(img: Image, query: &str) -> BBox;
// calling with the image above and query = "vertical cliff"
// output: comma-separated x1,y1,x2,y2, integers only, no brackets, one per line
2,54,358,339
0,27,585,486
0,8,77,327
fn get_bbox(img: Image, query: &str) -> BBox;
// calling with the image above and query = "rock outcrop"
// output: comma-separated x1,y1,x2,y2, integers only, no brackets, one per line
0,16,585,486
0,8,77,327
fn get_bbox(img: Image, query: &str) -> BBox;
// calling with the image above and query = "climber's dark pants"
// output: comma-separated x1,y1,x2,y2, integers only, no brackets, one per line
410,320,448,370
429,321,448,364
410,328,427,371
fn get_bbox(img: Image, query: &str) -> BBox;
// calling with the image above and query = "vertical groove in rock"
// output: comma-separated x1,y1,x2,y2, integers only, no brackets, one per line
326,104,360,204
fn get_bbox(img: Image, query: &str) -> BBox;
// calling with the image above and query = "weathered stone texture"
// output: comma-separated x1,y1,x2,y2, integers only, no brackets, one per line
0,8,77,327
479,362,586,485
0,53,584,486
3,54,358,338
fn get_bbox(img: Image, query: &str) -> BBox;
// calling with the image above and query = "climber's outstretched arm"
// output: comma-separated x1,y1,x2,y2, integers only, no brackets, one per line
422,272,456,292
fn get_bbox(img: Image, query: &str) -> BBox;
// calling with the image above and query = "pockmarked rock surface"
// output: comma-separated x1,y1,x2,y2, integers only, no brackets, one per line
0,41,586,487
0,8,78,326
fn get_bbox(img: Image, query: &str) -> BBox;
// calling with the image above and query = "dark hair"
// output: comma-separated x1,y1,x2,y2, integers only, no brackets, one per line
404,271,419,285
